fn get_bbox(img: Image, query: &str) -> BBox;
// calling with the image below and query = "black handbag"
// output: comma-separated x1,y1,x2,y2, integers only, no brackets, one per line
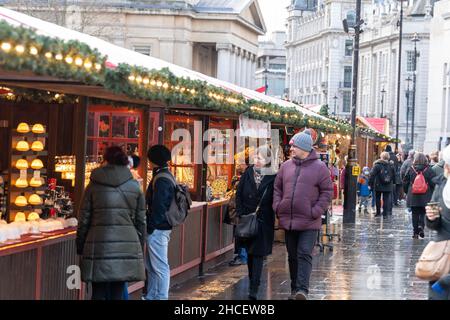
235,188,268,239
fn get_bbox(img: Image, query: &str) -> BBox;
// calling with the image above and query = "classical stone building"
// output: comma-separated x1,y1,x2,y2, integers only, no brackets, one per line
359,0,435,151
423,0,450,153
255,31,287,98
285,0,371,116
2,0,266,89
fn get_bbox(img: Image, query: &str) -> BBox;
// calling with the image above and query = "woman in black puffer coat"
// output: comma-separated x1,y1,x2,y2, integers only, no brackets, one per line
76,146,146,300
403,153,435,239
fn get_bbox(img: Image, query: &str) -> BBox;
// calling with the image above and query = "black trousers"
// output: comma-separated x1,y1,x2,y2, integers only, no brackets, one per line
375,191,392,216
247,254,264,292
411,207,426,235
285,230,318,294
91,281,125,300
393,184,402,204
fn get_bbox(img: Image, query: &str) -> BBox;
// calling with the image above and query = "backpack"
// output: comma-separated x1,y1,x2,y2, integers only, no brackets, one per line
152,172,192,227
379,164,392,185
411,167,429,195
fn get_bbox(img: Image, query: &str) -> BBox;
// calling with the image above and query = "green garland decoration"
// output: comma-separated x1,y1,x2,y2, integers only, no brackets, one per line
0,21,398,141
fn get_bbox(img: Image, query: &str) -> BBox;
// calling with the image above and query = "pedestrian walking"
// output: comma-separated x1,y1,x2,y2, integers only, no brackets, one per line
235,145,276,300
369,152,396,217
401,150,416,180
426,145,450,299
403,152,436,239
357,167,371,214
394,153,404,206
273,130,333,300
76,146,146,300
432,151,445,178
144,145,175,300
227,155,249,267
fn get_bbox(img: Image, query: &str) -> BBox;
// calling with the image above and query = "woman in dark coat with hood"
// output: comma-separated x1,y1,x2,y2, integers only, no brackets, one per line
76,146,146,300
403,152,436,239
236,145,276,300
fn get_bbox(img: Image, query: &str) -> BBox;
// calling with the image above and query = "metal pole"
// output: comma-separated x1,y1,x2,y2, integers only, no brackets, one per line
381,89,385,118
343,0,361,224
264,67,268,95
405,78,411,147
411,37,418,148
334,95,337,115
395,0,404,152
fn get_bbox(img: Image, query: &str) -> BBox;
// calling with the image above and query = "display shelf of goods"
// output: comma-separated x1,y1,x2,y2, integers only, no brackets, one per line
11,150,48,156
211,178,228,196
12,130,48,138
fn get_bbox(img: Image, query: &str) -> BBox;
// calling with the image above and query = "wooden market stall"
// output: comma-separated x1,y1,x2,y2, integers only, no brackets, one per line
0,7,395,299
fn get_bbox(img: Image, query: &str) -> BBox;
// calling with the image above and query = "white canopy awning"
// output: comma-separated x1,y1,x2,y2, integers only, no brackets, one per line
0,7,330,122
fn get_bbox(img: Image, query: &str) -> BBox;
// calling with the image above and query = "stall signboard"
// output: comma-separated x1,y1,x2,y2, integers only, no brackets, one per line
239,115,271,138
352,165,361,176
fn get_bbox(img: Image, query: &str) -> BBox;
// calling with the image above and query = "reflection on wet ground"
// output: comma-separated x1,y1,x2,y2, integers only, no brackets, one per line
170,206,431,300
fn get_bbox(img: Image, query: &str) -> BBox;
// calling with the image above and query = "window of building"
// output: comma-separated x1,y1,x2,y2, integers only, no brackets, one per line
133,45,152,56
345,40,353,56
344,66,352,88
269,63,286,70
407,50,419,72
343,91,351,113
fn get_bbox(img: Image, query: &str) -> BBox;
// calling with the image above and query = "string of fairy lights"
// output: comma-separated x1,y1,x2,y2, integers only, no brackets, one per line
0,21,397,142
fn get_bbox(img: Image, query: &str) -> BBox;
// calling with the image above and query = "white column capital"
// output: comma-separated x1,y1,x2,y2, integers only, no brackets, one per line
216,43,232,52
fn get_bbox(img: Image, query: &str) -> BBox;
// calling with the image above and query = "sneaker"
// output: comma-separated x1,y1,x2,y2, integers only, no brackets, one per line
412,234,419,239
229,257,246,266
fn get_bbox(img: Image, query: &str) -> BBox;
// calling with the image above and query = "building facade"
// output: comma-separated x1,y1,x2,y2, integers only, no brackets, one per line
255,31,287,98
423,0,450,153
285,0,370,116
359,0,434,152
2,0,266,89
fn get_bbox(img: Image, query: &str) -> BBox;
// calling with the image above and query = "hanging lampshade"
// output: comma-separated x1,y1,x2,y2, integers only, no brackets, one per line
28,194,43,206
30,158,44,170
31,140,44,152
31,124,45,134
27,212,40,221
17,122,30,133
14,212,26,222
15,177,29,188
29,177,43,188
15,195,28,207
16,140,30,152
15,159,29,170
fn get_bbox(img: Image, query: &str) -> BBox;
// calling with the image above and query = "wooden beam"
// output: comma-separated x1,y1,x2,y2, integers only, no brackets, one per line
73,97,88,217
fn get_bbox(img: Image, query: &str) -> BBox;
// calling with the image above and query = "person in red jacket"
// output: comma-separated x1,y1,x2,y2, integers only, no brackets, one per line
273,129,333,300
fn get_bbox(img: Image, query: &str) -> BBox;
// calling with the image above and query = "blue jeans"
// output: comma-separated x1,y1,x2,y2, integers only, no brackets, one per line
145,230,171,300
238,247,248,263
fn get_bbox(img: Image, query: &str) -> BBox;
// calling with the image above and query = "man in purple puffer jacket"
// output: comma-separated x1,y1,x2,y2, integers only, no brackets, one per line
273,129,333,300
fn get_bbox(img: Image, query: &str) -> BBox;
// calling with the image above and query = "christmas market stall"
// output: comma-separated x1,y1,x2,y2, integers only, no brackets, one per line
0,7,396,299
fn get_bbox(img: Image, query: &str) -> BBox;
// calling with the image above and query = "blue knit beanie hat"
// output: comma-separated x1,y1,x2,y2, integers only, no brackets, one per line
291,129,313,152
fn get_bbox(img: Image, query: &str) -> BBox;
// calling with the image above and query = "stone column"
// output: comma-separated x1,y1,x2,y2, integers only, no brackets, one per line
246,52,253,89
241,50,248,87
229,46,236,84
216,43,232,82
250,54,256,90
236,48,243,86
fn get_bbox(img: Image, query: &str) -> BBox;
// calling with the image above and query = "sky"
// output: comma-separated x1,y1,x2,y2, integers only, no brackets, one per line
258,0,291,35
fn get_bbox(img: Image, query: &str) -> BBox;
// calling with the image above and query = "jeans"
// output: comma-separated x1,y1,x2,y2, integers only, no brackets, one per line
285,230,318,295
145,229,171,300
238,247,248,263
411,207,426,235
91,281,125,300
375,191,392,216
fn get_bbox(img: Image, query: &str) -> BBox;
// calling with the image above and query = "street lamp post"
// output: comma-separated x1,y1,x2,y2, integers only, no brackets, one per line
405,76,412,148
333,94,338,115
342,0,362,224
411,33,420,148
380,87,386,118
395,0,406,152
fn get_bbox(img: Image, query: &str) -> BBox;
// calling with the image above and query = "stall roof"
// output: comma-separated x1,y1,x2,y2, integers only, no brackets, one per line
358,117,389,135
0,7,330,122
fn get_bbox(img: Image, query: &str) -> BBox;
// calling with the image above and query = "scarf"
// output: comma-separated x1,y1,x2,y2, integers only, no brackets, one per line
253,168,264,189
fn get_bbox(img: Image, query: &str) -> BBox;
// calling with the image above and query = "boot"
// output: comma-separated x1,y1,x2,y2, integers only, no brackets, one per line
248,284,259,300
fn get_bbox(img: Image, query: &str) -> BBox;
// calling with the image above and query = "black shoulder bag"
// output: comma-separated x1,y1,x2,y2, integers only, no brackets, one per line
235,187,268,239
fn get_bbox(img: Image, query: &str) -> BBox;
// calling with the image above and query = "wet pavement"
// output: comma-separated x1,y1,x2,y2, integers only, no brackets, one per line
169,204,432,300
